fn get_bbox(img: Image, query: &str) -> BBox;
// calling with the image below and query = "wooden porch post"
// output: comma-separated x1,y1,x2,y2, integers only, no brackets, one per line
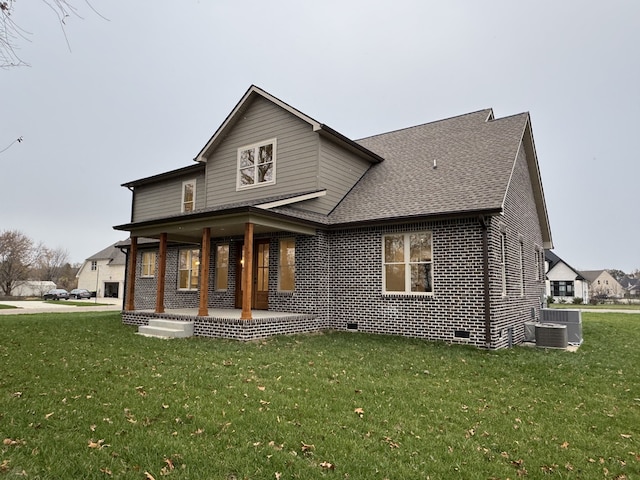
198,227,211,317
125,236,137,311
155,233,167,314
241,222,254,320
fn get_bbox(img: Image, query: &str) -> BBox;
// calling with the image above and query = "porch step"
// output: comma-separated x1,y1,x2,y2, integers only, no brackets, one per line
138,319,194,339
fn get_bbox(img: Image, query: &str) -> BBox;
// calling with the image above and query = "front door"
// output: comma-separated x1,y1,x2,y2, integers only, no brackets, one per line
235,239,270,310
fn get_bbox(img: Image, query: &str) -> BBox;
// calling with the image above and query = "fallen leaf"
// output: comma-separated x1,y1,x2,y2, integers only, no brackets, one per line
560,441,569,449
320,461,335,470
620,434,632,439
275,473,281,480
354,407,364,417
0,460,10,472
301,442,315,452
88,439,107,449
100,467,112,475
144,472,156,480
44,412,54,420
164,458,174,471
258,386,266,391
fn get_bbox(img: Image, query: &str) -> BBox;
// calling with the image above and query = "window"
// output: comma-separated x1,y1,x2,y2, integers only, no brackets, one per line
90,261,97,271
178,249,200,290
500,231,507,296
551,281,574,297
279,238,295,291
182,180,196,213
215,244,229,290
141,251,156,277
383,232,432,294
237,138,276,190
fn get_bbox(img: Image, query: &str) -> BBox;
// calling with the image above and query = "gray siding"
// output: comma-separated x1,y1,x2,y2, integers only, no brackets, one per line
205,97,319,208
132,173,205,222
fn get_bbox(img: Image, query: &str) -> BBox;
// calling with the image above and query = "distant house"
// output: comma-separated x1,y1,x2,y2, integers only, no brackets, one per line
544,250,589,302
619,276,640,298
113,85,553,349
579,270,624,300
10,281,57,297
76,242,126,298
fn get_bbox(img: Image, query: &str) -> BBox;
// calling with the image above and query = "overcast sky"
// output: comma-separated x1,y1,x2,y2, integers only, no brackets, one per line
2,1,639,273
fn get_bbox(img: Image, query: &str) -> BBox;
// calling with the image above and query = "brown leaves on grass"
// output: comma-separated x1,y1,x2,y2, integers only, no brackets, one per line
354,407,364,418
87,439,108,450
3,438,24,446
319,461,335,470
1,459,10,472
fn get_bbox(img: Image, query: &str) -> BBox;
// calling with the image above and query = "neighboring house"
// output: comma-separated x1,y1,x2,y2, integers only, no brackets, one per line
10,281,57,297
544,250,589,303
579,270,624,299
114,85,553,349
76,242,126,298
618,276,640,298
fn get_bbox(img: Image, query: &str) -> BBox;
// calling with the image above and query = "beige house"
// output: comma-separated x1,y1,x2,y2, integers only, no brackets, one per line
76,242,126,299
579,270,623,300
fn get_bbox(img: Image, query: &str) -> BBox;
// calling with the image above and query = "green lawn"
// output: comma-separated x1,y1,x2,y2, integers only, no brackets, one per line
1,312,638,479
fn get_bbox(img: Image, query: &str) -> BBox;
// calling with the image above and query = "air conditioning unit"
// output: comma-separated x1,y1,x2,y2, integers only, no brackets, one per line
535,323,568,349
524,321,537,342
541,308,583,345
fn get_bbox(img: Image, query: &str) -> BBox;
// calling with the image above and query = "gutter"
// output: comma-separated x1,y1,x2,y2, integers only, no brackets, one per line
479,215,491,348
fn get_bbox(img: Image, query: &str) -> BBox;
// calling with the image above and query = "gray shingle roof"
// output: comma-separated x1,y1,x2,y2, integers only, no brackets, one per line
86,242,127,265
328,109,529,224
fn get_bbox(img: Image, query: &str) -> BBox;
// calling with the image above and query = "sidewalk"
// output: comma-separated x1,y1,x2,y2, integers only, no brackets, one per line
0,297,122,315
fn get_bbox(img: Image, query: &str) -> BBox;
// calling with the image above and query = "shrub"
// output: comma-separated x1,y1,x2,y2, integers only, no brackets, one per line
547,295,555,304
572,297,583,305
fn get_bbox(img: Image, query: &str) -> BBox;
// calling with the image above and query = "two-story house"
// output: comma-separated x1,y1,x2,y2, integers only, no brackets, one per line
114,85,553,349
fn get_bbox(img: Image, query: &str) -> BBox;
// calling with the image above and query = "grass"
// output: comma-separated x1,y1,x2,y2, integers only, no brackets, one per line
1,312,639,479
549,302,640,310
42,300,113,307
0,305,17,310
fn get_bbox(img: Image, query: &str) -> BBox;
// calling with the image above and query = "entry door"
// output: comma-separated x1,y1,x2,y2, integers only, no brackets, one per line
235,240,270,310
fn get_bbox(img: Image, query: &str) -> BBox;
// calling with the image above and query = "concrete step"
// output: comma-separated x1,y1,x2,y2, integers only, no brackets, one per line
138,319,194,338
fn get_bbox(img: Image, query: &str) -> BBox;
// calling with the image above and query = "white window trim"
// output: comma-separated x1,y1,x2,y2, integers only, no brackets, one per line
181,179,196,213
500,231,507,297
141,251,156,278
236,138,277,191
178,249,200,291
382,232,433,296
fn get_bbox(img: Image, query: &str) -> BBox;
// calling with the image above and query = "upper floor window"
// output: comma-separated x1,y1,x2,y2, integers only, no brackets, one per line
90,261,97,271
178,249,200,290
182,180,196,213
141,251,156,278
383,232,432,294
237,138,276,190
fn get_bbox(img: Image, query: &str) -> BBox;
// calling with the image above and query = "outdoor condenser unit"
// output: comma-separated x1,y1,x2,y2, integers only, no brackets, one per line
541,308,583,345
524,321,537,343
535,323,568,349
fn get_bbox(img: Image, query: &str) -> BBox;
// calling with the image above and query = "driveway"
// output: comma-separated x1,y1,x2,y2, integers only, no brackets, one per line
0,297,122,315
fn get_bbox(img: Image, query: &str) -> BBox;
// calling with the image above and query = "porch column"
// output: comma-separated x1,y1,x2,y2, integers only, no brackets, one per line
198,227,211,317
125,236,137,311
155,232,167,314
241,222,254,320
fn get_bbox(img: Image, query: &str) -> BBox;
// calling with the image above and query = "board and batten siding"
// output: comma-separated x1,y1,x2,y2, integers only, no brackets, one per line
132,174,205,222
205,96,320,208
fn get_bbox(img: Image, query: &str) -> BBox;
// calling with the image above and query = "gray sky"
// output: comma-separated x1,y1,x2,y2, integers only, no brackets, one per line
2,1,639,273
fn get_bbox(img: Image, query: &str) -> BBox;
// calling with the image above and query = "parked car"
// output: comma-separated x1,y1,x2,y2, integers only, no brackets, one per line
43,289,69,300
69,288,92,299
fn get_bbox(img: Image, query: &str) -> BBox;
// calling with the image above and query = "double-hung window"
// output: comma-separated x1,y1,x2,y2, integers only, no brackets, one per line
178,249,200,290
182,180,196,213
237,138,276,190
551,281,574,297
141,251,156,278
383,232,433,294
278,238,295,291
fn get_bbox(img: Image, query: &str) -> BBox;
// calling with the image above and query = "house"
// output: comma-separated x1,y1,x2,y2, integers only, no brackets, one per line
76,242,126,299
10,280,57,297
544,250,589,303
113,85,553,349
579,270,624,300
619,276,640,298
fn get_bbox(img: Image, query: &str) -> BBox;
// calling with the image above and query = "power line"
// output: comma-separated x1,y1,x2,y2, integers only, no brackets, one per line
0,136,23,154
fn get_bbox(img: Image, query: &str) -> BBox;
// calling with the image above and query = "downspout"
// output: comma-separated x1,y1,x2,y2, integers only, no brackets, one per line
479,215,491,348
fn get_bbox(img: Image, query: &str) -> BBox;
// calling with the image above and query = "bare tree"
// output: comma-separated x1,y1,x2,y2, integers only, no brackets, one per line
1,0,80,67
0,229,42,295
35,246,70,283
